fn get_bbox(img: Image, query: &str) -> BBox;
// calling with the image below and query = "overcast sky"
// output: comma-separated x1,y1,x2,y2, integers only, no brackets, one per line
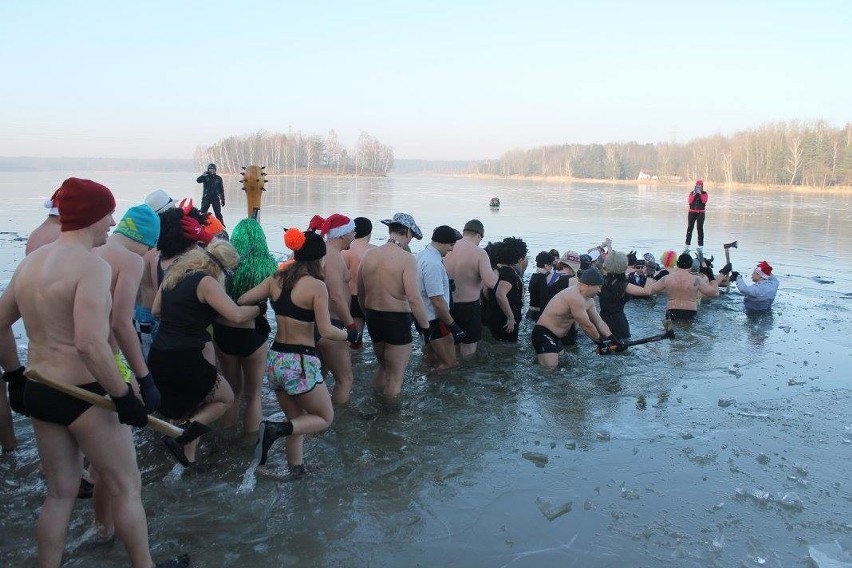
1,0,849,160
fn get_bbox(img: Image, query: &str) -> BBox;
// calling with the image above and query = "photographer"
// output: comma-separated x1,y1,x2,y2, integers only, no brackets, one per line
196,163,226,226
685,179,707,251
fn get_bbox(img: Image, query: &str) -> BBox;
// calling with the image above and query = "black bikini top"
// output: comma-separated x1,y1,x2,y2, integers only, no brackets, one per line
271,288,315,322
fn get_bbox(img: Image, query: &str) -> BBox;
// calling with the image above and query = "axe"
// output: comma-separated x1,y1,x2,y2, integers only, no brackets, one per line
723,240,738,291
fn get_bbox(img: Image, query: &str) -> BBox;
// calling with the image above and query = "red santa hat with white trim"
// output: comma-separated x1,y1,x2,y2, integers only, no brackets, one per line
754,260,773,279
44,188,61,216
310,213,356,239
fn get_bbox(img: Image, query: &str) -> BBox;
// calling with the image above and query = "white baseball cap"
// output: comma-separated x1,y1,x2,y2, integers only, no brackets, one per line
144,189,175,213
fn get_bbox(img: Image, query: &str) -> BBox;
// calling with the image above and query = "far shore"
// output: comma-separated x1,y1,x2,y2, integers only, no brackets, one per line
409,172,852,194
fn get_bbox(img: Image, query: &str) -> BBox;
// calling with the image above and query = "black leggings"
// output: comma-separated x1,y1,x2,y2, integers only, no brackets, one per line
685,212,705,246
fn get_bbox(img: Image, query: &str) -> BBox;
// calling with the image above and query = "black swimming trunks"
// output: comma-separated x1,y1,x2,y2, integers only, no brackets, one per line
213,322,268,357
531,324,564,355
364,310,413,346
25,380,107,426
450,300,482,344
666,308,697,321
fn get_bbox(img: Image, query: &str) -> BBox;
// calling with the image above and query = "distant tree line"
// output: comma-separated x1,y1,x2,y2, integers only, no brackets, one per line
475,120,852,188
195,130,393,176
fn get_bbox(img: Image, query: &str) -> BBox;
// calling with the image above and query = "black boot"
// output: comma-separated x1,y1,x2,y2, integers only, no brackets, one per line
257,420,293,465
162,421,212,467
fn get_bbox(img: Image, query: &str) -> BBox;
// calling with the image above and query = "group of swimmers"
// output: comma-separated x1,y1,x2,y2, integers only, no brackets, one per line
0,176,779,567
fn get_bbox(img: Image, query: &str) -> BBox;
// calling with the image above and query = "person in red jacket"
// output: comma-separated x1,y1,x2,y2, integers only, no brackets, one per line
685,179,708,250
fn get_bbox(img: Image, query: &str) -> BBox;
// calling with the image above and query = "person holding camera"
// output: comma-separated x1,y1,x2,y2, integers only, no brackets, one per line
196,163,226,226
685,179,708,251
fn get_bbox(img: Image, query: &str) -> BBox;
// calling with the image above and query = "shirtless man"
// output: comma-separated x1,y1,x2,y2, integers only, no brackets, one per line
644,252,720,320
92,204,162,539
25,189,62,255
358,213,430,402
341,217,376,336
312,213,360,404
0,177,186,568
531,267,621,368
443,219,497,357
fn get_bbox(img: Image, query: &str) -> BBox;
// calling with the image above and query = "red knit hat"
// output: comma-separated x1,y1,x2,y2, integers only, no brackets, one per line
695,180,704,188
754,260,773,279
56,178,116,232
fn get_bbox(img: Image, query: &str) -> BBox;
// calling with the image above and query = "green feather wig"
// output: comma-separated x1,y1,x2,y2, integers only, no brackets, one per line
226,218,278,300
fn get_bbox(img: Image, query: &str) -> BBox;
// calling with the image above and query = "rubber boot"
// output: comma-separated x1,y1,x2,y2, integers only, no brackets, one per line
257,420,293,465
162,421,212,467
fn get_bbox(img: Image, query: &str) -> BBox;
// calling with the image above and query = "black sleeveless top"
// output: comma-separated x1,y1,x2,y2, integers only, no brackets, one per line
272,287,315,322
152,271,219,350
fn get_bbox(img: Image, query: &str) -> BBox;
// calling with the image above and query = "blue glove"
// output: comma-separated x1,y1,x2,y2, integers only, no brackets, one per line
136,373,160,413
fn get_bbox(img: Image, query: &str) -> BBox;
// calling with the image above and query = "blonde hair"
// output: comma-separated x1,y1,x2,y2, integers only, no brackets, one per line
161,240,240,291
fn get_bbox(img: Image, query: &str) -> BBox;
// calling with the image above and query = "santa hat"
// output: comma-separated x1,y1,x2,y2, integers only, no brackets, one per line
44,188,61,216
309,213,356,239
754,260,773,279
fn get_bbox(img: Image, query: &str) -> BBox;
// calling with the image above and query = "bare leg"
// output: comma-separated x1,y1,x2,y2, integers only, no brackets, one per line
183,376,234,463
537,352,559,369
318,337,354,405
240,344,267,442
89,466,114,541
428,335,457,371
33,419,84,568
217,350,243,429
275,385,333,466
70,407,155,568
377,343,413,400
371,341,388,394
459,341,478,358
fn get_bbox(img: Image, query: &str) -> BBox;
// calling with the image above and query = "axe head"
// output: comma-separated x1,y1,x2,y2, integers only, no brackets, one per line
723,240,738,250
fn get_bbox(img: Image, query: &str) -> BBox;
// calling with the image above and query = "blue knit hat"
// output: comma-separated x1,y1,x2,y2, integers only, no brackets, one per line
115,204,160,247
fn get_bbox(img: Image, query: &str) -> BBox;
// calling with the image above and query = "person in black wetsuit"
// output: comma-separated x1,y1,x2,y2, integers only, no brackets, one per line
599,250,661,338
149,239,261,468
526,251,555,322
196,163,226,226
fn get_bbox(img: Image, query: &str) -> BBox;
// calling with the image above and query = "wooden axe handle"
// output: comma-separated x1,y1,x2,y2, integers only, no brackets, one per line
25,370,183,438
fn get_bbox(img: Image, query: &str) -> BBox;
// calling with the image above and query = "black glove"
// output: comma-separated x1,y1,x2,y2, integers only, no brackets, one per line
595,338,611,355
415,322,431,344
256,301,268,315
699,266,715,281
719,263,733,276
112,386,148,427
345,322,363,348
136,373,161,413
731,271,740,282
607,334,628,353
653,269,669,281
2,366,28,416
448,322,466,345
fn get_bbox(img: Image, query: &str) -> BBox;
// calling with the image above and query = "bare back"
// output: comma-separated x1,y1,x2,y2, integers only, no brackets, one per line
537,286,594,338
323,246,350,320
444,237,496,303
655,269,718,310
25,217,61,255
12,242,114,387
359,243,418,312
139,248,159,309
342,238,376,296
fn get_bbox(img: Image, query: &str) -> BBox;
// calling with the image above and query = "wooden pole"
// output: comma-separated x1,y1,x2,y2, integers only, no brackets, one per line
25,370,183,438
